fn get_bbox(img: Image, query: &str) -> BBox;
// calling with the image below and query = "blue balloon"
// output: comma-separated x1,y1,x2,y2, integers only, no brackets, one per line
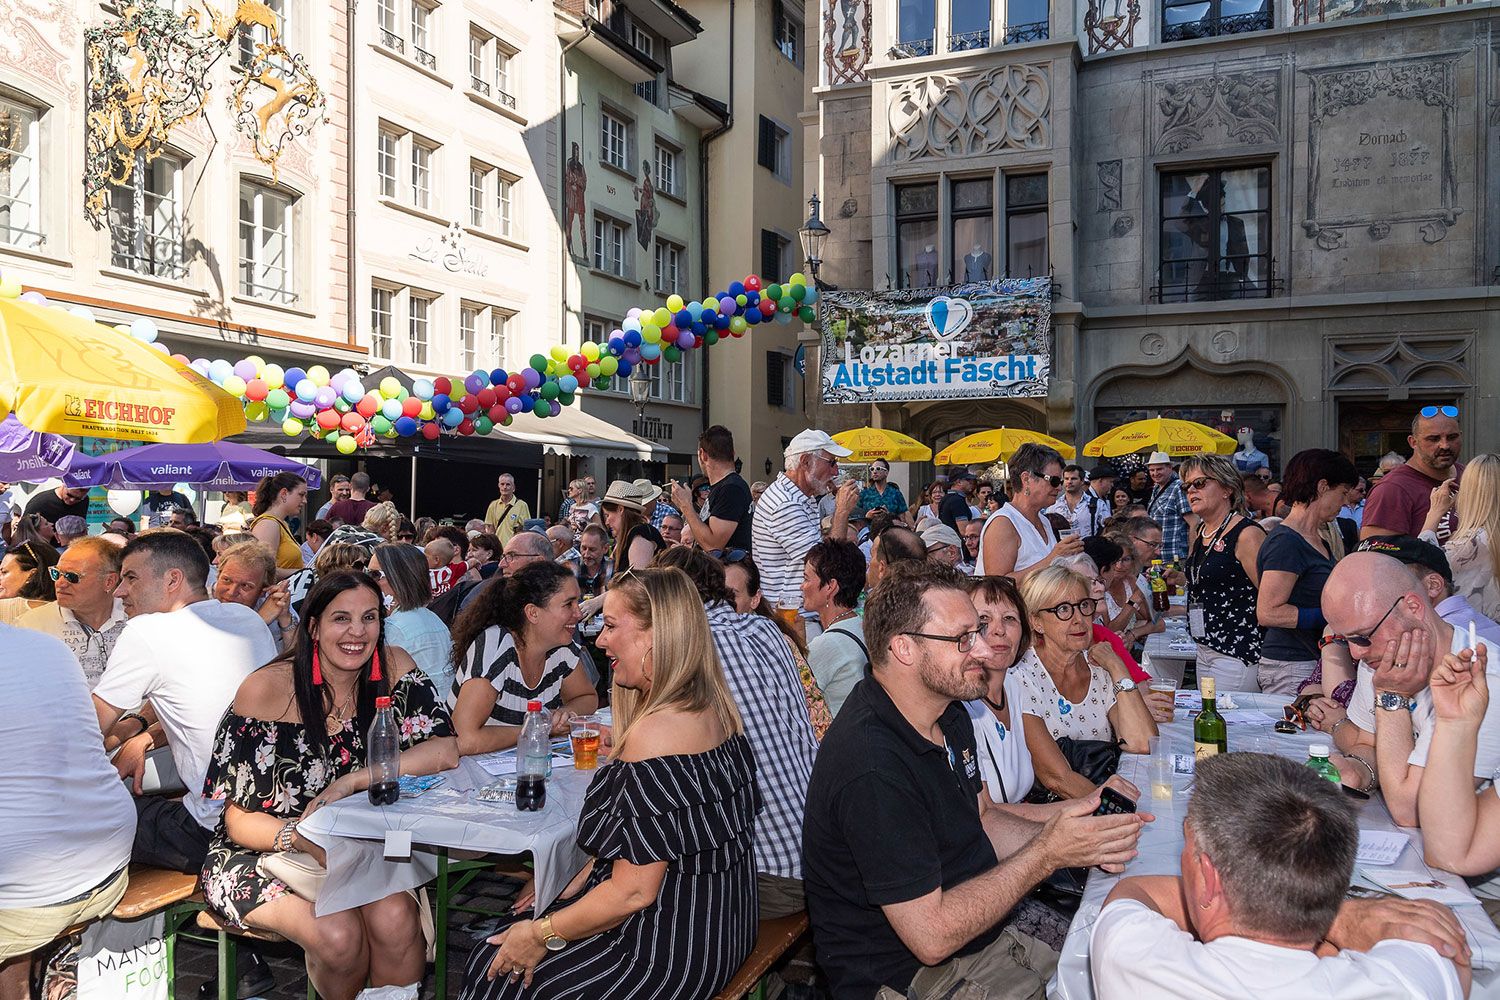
431,393,450,414
687,302,704,320
745,308,762,325
517,394,534,412
623,329,642,347
490,368,507,386
607,337,625,355
394,416,417,436
745,291,760,307
559,375,579,393
728,281,745,296
640,343,662,361
294,378,317,403
283,367,307,389
412,378,434,400
691,320,706,335
616,358,634,378
674,309,692,328
715,312,731,330
803,286,819,305
441,408,464,427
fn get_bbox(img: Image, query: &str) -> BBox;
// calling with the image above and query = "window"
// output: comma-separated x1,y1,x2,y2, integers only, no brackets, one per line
494,48,515,108
950,0,989,49
894,182,938,288
469,32,489,94
766,352,792,409
952,178,993,282
761,229,789,281
757,116,791,182
600,110,629,171
376,127,398,198
467,30,517,108
490,309,511,365
654,239,682,293
773,0,803,65
408,293,431,364
377,0,402,51
239,0,290,69
238,181,295,304
410,139,433,210
0,99,42,250
593,214,628,276
496,175,514,236
109,151,186,279
461,304,480,371
1157,165,1272,302
371,286,394,357
410,1,435,68
632,27,658,104
893,0,935,56
661,351,691,402
1163,0,1272,40
1002,0,1050,42
654,140,681,198
468,165,486,227
1005,173,1047,279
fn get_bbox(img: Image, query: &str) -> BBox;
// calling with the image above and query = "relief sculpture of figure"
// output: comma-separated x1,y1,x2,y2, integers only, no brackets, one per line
633,160,659,251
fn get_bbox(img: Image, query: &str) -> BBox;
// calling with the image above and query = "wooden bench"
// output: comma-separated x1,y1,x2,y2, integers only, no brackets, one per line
61,865,202,935
713,911,810,1000
195,910,316,1000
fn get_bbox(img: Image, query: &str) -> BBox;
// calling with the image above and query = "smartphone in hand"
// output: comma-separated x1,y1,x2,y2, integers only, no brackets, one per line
1093,786,1138,816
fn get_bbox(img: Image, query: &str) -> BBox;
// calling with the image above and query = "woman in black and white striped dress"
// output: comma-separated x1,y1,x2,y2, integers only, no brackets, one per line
448,561,599,754
459,567,759,1000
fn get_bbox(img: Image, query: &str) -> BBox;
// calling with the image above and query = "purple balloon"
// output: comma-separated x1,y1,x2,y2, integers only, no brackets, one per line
289,401,316,419
505,396,523,414
464,373,485,393
626,308,641,319
233,359,258,381
329,370,350,392
549,400,561,416
719,296,737,315
677,331,696,349
522,368,542,390
18,291,47,305
313,387,337,409
624,347,641,365
190,359,211,376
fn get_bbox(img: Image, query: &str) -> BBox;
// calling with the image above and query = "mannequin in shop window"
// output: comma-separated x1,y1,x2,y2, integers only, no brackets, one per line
916,244,937,287
963,243,992,282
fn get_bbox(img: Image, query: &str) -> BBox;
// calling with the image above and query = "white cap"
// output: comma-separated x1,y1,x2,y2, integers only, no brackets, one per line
920,522,962,549
1146,451,1174,466
1309,743,1330,757
785,429,853,460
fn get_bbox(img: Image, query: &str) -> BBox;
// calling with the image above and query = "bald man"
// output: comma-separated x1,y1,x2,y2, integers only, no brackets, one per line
1315,551,1500,827
1361,409,1462,541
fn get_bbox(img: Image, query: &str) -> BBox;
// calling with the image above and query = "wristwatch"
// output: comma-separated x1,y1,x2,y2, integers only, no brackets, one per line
1113,677,1138,695
536,915,567,952
1375,691,1413,712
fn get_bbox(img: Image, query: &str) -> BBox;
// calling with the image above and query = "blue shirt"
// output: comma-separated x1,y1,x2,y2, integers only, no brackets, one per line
384,607,455,698
1148,475,1193,562
858,483,907,516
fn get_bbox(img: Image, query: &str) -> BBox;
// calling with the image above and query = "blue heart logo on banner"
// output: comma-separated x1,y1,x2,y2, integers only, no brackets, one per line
924,295,974,341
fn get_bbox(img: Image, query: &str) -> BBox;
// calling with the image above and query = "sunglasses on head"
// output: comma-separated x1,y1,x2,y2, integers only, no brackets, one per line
1420,405,1458,419
721,548,750,565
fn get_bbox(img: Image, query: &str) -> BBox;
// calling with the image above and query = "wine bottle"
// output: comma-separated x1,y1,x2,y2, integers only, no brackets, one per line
1194,676,1227,759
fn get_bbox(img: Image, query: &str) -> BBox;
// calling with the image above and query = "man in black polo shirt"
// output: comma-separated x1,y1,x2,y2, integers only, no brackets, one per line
669,424,753,554
802,563,1147,999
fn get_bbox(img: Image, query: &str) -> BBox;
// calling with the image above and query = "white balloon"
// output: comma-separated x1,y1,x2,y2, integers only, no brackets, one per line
107,490,141,516
68,305,97,324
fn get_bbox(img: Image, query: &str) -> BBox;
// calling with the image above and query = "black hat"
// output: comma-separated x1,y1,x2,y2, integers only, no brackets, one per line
1354,535,1453,585
1087,463,1118,482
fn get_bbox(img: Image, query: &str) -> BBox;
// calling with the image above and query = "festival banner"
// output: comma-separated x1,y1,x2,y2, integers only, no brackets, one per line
819,277,1052,404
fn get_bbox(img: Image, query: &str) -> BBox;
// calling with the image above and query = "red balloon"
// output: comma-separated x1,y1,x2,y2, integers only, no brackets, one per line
493,385,511,402
459,393,479,414
245,378,268,401
401,397,422,417
458,418,474,435
477,388,496,408
341,412,366,433
745,274,762,292
505,374,526,394
356,396,379,418
569,354,586,370
316,409,340,430
433,377,452,396
662,324,679,339
420,422,441,440
759,298,776,317
488,404,507,423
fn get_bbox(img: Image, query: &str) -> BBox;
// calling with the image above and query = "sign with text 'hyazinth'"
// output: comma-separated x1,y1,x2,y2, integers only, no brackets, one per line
819,278,1051,404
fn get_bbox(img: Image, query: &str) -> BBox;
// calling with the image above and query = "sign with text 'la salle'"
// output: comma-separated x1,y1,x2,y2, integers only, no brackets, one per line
819,278,1051,404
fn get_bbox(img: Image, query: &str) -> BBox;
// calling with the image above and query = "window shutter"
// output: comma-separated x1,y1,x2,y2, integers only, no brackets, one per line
766,353,785,408
758,116,777,171
761,230,783,279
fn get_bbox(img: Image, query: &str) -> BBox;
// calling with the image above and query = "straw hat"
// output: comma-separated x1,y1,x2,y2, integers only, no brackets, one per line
601,479,662,512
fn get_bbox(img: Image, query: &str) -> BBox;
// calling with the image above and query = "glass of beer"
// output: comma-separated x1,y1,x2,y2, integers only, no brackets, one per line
570,715,602,770
1148,677,1179,723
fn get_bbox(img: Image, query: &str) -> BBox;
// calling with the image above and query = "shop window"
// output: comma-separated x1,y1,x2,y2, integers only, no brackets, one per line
895,182,938,288
892,0,936,56
1004,173,1048,279
951,178,993,283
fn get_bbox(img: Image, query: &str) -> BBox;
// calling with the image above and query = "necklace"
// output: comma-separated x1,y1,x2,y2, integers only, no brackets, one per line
325,683,357,728
824,608,857,629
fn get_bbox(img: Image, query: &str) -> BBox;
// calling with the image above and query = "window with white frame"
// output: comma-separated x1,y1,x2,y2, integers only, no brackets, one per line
377,126,398,198
238,180,295,304
0,98,42,250
460,304,480,371
773,0,803,66
466,28,518,109
469,32,487,93
600,110,629,171
371,286,394,358
410,139,434,210
410,1,435,68
239,0,290,71
631,26,658,104
494,48,514,108
593,214,628,277
496,174,515,237
654,139,680,198
377,0,402,51
108,151,186,279
469,165,487,227
757,116,791,182
653,239,682,294
490,309,511,366
408,293,431,364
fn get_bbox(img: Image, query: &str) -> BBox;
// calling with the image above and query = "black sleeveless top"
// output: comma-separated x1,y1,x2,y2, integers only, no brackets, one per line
1186,516,1266,665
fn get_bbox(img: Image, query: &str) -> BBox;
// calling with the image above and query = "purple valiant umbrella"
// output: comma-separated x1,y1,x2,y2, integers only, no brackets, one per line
0,415,106,483
67,440,322,491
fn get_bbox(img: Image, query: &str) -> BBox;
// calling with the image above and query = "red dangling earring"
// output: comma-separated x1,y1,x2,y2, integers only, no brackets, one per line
312,648,323,686
369,648,383,682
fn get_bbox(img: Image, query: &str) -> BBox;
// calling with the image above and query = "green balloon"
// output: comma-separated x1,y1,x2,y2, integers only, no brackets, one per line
558,391,575,406
767,283,783,300
798,305,816,322
790,283,807,301
704,330,720,345
779,298,794,313
371,415,392,434
475,416,493,434
594,375,612,389
266,388,290,409
663,345,682,363
530,353,549,372
540,380,560,400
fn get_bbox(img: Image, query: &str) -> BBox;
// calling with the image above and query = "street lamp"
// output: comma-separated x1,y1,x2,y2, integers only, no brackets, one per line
628,365,652,422
799,191,832,285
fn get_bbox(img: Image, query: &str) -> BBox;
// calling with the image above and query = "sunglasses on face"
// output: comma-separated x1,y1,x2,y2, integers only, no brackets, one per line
1420,405,1459,419
366,568,384,581
1037,598,1100,621
1340,595,1404,651
48,567,87,584
1184,477,1214,492
1029,473,1063,488
397,533,415,541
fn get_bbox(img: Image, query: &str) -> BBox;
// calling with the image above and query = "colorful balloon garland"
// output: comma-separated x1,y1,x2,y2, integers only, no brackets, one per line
0,270,817,453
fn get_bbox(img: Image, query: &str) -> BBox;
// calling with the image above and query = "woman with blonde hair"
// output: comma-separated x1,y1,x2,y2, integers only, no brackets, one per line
459,567,757,1000
1012,565,1157,800
1181,451,1266,692
1423,452,1500,619
362,501,403,543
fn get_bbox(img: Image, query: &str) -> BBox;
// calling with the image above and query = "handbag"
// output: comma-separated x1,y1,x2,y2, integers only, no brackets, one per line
257,850,327,902
1024,737,1123,804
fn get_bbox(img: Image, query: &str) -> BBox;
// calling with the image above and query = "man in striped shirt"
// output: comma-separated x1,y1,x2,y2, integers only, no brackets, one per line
751,430,860,635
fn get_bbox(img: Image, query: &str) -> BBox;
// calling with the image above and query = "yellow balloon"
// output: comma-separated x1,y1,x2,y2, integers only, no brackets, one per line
263,364,285,389
581,342,600,361
702,298,719,314
245,355,266,377
307,365,331,386
282,418,303,437
336,435,358,455
380,376,402,398
550,344,570,362
789,272,807,286
221,375,247,397
642,326,661,344
0,276,21,299
653,308,671,327
419,401,435,420
666,294,684,312
245,401,268,421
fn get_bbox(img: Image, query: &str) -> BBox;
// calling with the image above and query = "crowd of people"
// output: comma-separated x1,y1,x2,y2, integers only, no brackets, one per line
3,405,1498,1000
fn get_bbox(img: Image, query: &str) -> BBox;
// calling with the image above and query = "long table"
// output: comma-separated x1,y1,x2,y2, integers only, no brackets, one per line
1049,693,1500,999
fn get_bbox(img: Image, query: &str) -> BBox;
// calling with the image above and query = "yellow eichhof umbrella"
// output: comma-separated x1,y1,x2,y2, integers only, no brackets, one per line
0,298,246,443
933,427,1077,466
1083,417,1236,459
831,427,933,463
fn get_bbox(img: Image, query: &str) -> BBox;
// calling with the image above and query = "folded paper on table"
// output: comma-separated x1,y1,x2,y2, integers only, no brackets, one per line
1356,830,1411,867
1220,709,1279,726
473,749,576,777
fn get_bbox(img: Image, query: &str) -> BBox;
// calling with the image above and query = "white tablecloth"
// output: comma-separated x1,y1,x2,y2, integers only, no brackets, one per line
1050,693,1500,999
1140,627,1197,686
298,756,594,917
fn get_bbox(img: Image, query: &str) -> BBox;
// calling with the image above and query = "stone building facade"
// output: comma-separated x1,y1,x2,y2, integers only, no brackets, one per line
801,0,1500,474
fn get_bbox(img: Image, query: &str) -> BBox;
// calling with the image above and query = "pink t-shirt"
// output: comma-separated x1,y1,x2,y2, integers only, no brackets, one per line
1363,461,1462,540
1092,623,1150,683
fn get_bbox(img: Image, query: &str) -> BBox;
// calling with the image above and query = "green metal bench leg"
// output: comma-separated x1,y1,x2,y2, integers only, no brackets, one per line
434,849,451,1000
217,931,237,1000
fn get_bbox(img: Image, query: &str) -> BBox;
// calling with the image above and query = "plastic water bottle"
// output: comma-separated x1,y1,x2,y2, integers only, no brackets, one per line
1305,743,1341,785
367,696,400,805
516,700,551,812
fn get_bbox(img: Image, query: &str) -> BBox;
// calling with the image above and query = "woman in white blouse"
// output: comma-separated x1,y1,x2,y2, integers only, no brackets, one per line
1012,566,1157,800
1422,452,1500,620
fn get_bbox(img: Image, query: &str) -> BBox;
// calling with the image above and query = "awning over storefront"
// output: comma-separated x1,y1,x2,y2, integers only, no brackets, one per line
501,403,668,463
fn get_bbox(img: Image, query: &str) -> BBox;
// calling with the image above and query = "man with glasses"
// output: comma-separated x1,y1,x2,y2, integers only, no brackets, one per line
1316,550,1500,827
803,562,1147,999
18,537,128,688
1362,405,1463,543
1144,452,1197,562
456,530,553,613
859,459,908,523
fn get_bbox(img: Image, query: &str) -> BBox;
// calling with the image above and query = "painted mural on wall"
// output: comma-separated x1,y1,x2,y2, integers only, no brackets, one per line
1302,53,1463,250
564,141,588,260
1292,0,1470,26
1083,0,1141,54
633,162,659,251
821,0,871,86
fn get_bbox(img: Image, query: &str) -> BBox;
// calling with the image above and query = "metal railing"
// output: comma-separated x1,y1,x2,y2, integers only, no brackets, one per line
1163,7,1272,41
948,28,990,50
888,37,935,58
1003,19,1050,42
470,76,490,96
1149,262,1282,303
379,28,404,53
413,45,436,69
497,90,517,110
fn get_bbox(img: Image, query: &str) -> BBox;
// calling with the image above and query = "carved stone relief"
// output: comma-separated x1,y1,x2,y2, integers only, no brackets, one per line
1096,367,1288,407
1084,0,1140,54
1325,335,1471,391
1097,160,1122,211
822,0,872,87
1148,64,1283,154
1302,54,1463,250
887,66,1051,161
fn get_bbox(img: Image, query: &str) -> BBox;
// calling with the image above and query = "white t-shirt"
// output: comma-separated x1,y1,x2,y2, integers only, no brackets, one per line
1012,647,1118,743
963,670,1035,804
1091,899,1462,1000
1347,631,1500,776
94,599,278,829
0,625,136,907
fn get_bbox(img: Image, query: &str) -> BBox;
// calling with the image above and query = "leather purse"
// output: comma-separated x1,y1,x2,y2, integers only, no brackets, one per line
1025,737,1123,804
257,850,327,902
